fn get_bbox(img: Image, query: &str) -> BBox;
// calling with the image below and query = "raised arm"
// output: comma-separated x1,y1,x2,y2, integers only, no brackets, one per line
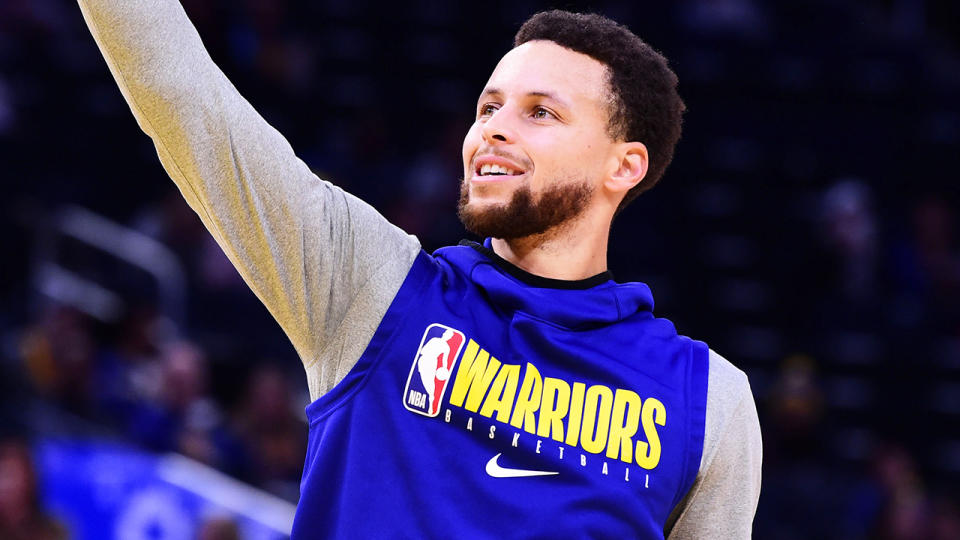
77,0,420,399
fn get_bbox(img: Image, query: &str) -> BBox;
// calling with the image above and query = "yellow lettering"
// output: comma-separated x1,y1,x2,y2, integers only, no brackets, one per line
580,385,614,454
448,340,500,412
636,397,666,469
509,363,543,433
537,377,570,442
564,382,586,447
478,363,520,422
606,389,642,463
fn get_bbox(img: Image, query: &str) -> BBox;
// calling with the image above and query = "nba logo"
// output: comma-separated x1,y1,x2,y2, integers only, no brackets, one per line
402,324,466,417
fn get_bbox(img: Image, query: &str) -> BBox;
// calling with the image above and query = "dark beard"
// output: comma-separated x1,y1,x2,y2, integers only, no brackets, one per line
456,178,594,240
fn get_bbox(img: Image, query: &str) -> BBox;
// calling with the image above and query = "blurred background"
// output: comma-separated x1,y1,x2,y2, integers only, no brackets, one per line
1,0,959,538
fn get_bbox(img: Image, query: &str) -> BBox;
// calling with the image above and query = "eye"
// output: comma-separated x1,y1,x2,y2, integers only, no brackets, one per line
531,106,556,120
478,103,499,118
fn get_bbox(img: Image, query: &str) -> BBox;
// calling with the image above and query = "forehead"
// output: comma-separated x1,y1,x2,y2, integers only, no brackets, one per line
485,40,609,107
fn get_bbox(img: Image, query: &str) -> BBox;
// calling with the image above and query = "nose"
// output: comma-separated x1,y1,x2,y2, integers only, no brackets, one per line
480,106,516,145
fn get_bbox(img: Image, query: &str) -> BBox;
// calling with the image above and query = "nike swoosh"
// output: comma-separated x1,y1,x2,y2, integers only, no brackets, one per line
485,453,559,478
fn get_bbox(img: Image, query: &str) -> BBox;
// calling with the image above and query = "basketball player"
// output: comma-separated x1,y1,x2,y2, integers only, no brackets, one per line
77,1,762,537
416,328,460,416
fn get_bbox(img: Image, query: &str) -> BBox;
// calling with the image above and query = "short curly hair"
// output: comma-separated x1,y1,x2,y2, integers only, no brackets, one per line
514,10,685,212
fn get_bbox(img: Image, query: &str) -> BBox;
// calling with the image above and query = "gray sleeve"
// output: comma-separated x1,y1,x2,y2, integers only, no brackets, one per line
77,0,420,400
665,349,763,539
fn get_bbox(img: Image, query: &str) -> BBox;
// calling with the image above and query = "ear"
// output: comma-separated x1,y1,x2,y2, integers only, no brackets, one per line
605,142,648,195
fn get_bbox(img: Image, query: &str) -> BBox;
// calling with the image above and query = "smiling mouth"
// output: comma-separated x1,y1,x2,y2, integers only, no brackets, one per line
472,163,528,182
477,163,520,176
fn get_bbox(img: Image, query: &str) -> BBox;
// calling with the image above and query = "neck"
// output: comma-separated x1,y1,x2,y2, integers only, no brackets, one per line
490,215,610,280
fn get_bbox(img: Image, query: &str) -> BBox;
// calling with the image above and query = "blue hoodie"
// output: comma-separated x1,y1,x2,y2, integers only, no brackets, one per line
293,240,708,539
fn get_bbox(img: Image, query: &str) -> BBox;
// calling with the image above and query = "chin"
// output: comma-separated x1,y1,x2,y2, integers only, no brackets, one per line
461,198,503,217
468,181,516,202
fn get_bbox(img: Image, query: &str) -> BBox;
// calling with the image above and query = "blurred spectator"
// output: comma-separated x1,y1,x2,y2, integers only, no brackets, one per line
233,364,306,501
913,197,960,324
844,444,946,540
871,446,929,540
18,305,97,414
807,178,900,339
0,439,67,540
930,496,960,540
753,354,839,539
765,353,826,463
127,340,247,476
198,515,240,540
888,195,960,333
93,304,170,428
820,179,879,303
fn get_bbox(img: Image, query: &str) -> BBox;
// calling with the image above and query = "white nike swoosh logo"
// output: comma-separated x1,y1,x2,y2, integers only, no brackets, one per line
485,453,559,478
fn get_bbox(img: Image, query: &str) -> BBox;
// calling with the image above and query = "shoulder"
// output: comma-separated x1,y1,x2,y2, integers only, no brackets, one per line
707,348,750,395
703,348,758,468
664,348,762,539
706,349,752,414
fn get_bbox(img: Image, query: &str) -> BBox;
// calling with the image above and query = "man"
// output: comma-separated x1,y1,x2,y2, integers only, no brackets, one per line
78,1,762,538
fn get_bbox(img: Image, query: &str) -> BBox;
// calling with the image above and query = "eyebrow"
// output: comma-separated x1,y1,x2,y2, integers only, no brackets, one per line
480,87,571,109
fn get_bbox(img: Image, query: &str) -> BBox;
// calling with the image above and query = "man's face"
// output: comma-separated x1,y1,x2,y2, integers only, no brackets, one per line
459,40,618,239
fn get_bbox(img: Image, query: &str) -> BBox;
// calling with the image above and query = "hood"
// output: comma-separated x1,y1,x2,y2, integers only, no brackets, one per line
433,239,655,330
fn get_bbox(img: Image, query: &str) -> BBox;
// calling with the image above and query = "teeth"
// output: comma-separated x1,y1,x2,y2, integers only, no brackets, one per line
479,163,519,176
